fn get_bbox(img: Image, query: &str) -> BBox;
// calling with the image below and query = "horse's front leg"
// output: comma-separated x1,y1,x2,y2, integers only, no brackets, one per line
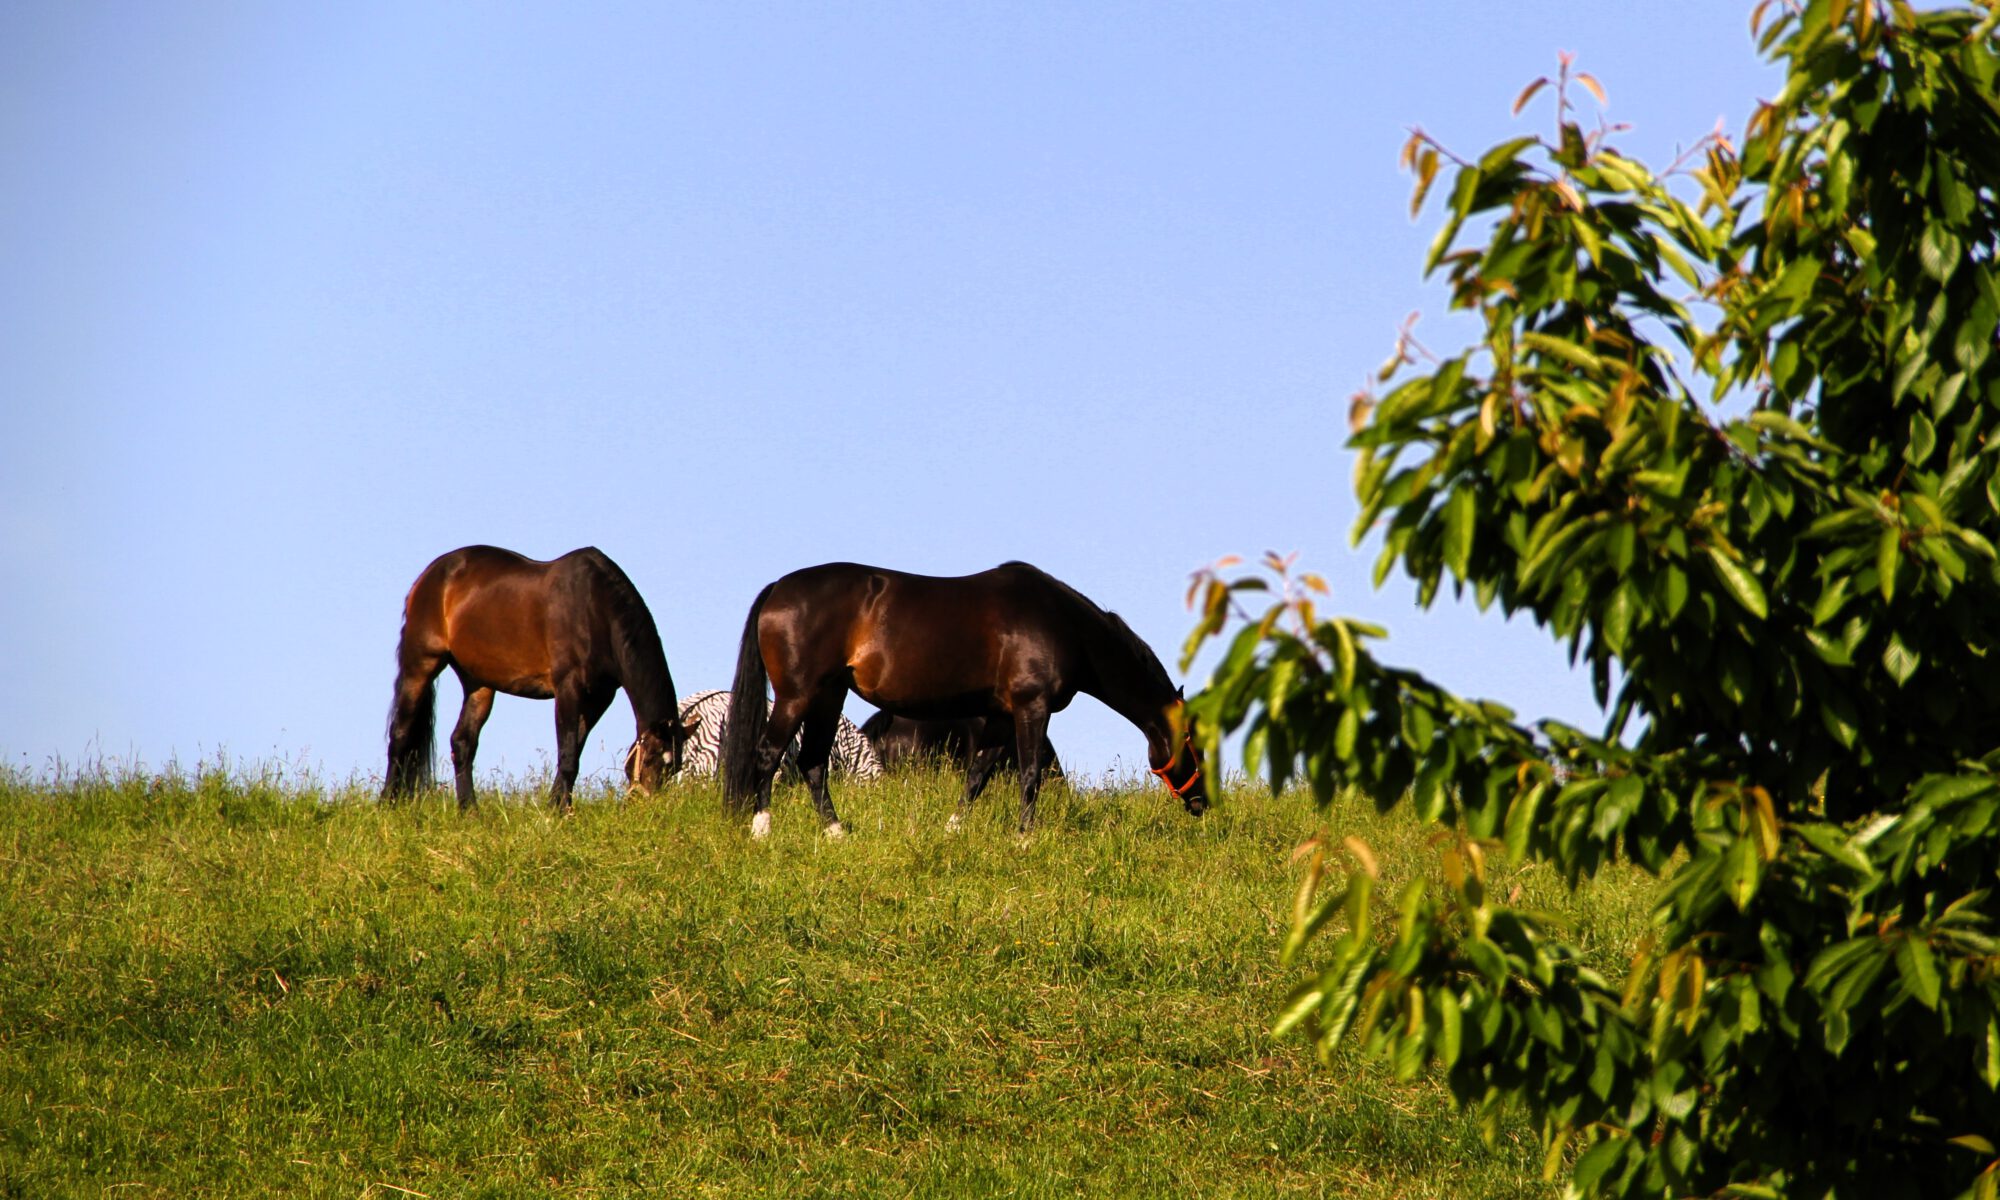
449,684,495,813
949,743,1007,831
1013,707,1052,832
550,684,614,814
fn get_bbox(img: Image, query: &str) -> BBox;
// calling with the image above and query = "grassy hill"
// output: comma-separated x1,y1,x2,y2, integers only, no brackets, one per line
0,764,1655,1197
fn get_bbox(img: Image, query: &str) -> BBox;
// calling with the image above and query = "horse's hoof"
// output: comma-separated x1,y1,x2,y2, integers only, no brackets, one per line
750,811,772,840
945,812,964,833
824,822,846,840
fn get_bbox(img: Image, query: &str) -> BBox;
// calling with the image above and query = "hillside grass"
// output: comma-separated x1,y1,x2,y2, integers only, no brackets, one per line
0,762,1661,1198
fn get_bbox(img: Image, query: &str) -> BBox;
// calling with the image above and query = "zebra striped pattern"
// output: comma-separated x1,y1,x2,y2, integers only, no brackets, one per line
644,689,882,781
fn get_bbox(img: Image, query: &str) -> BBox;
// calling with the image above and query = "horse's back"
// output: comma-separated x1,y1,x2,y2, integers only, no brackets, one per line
399,545,566,694
414,545,638,605
768,560,1061,621
759,560,1084,717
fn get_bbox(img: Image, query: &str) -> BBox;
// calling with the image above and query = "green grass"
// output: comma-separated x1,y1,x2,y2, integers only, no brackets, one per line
0,763,1660,1198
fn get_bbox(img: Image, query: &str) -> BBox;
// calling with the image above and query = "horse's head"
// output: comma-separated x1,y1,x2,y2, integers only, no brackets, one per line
625,712,697,794
1150,700,1208,816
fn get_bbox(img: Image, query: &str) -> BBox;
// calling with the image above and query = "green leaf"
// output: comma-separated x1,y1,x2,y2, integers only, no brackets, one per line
1920,222,1963,284
1313,944,1378,1050
1443,486,1476,583
1602,581,1636,656
1795,823,1878,878
1909,411,1937,464
1806,938,1882,994
1705,547,1768,620
1477,135,1540,174
1660,564,1689,621
1504,780,1548,866
1986,1015,2000,1090
1748,408,1817,444
1883,632,1923,686
1569,1134,1630,1194
1435,987,1463,1069
1878,528,1902,604
1896,936,1941,1010
1519,331,1604,373
1805,628,1852,666
1654,233,1701,288
1935,370,1970,419
1771,255,1819,303
1273,977,1331,1039
1725,834,1761,910
1820,689,1860,748
1331,620,1357,692
1958,311,1995,372
1812,575,1852,627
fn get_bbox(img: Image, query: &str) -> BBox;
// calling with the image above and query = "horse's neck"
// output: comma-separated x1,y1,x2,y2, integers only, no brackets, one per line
603,604,678,731
617,652,679,730
1078,620,1174,754
628,672,681,731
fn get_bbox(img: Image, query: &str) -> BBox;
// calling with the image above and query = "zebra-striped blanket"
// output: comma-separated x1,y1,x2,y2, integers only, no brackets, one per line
628,689,882,782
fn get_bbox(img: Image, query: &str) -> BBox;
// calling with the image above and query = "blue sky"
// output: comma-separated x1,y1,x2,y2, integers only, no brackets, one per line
2,3,1782,791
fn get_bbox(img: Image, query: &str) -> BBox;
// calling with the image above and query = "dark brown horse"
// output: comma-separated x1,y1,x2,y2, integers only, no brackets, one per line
384,545,688,811
720,561,1205,836
860,712,1063,778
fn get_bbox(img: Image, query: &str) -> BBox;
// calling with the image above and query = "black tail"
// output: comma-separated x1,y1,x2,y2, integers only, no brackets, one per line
384,660,438,798
720,582,775,810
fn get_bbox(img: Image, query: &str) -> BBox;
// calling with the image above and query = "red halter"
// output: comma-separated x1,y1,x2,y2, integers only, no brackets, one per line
1150,731,1202,800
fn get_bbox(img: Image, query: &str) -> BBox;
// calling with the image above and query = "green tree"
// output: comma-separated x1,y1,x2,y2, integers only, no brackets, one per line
1187,3,2000,1195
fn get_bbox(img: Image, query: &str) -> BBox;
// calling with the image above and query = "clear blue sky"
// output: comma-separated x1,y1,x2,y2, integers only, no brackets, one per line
1,3,1781,791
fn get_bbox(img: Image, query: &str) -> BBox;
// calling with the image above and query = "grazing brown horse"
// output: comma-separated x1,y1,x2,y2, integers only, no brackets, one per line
720,561,1205,837
383,545,688,811
860,711,1063,778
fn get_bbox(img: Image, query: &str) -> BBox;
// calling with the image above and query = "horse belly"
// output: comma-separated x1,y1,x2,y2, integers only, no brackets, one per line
849,653,1004,720
445,600,555,699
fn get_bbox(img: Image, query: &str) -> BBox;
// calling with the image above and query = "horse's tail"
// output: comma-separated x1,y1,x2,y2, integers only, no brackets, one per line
720,582,776,810
384,599,439,796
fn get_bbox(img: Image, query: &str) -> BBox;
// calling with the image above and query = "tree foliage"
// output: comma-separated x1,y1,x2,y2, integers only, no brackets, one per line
1186,3,2000,1196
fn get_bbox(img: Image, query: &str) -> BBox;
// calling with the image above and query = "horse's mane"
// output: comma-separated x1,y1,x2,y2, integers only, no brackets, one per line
1000,561,1176,696
584,549,680,725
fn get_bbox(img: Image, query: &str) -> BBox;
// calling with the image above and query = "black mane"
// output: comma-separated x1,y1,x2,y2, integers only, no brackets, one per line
998,561,1175,695
583,548,680,728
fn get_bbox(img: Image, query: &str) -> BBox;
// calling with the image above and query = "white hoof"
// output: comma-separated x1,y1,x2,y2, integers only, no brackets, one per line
750,811,771,840
824,821,846,840
945,812,963,833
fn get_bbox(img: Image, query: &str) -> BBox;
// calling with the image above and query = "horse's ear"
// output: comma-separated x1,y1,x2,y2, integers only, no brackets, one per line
1176,685,1185,700
681,710,702,733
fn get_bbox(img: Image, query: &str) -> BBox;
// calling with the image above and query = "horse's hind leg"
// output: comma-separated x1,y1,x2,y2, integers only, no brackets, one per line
795,701,846,837
449,684,495,812
748,694,812,838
